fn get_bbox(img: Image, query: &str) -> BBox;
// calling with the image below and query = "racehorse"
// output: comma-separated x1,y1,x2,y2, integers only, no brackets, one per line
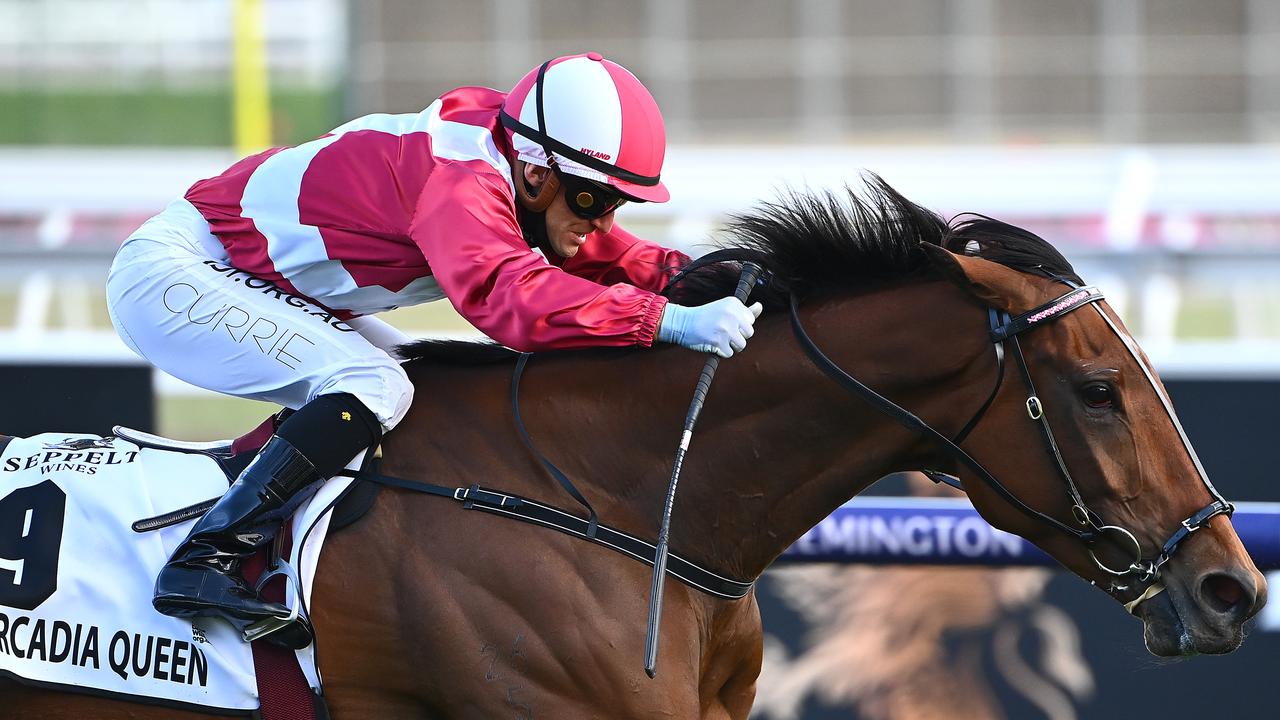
1,178,1265,719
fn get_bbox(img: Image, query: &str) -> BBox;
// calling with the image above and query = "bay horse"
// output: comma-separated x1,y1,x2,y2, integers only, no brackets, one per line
2,178,1266,718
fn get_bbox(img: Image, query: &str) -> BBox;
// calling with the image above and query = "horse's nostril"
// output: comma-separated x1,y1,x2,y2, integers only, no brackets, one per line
1201,573,1247,615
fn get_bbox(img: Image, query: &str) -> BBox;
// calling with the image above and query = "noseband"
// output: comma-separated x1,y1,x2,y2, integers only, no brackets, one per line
787,274,1234,594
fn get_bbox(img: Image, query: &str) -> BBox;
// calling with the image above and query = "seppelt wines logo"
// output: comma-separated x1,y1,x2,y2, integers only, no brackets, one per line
2,438,139,477
0,437,211,689
43,438,115,452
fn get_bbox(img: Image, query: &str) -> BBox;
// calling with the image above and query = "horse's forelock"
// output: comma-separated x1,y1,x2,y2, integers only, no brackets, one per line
943,216,1082,285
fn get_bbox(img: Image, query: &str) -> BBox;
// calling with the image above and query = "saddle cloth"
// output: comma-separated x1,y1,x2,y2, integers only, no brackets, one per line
0,432,352,714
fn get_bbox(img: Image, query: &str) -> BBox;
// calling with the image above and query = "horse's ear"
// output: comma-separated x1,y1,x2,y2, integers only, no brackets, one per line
921,243,1039,313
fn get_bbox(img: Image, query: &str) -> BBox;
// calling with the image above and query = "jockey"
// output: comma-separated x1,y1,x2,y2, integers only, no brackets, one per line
105,52,762,647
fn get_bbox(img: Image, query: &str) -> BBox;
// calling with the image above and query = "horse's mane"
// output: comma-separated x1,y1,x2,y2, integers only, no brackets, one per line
397,339,519,366
399,174,1081,365
668,174,1082,309
398,339,635,367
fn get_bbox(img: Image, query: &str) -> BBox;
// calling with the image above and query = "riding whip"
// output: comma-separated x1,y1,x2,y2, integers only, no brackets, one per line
644,261,764,678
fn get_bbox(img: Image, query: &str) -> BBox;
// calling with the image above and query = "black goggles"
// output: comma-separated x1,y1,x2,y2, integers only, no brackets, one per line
554,166,629,220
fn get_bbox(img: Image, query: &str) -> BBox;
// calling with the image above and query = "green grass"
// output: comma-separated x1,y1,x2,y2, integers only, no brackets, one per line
0,86,342,146
157,393,281,441
1175,295,1236,339
382,302,479,335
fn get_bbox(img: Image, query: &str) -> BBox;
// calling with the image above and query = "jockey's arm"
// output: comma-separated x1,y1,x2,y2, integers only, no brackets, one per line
410,164,667,352
345,316,413,360
556,224,691,294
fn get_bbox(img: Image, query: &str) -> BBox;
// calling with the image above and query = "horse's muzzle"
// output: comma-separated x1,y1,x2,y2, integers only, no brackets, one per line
1136,568,1265,656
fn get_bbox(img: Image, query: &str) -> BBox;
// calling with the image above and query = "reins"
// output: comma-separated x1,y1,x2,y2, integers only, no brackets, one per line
481,249,771,546
786,291,1096,542
787,269,1232,590
656,252,1231,599
648,251,1209,613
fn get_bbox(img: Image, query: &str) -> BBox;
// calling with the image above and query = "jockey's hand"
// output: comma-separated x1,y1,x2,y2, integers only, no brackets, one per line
657,298,764,358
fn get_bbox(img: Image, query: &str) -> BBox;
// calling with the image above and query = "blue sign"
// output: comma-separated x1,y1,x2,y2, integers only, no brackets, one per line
781,498,1280,570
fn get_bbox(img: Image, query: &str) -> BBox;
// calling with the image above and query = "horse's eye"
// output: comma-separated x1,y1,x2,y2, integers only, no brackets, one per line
1082,383,1114,408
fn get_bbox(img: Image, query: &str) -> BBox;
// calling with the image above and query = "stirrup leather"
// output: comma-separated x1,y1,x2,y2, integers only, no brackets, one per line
114,425,235,457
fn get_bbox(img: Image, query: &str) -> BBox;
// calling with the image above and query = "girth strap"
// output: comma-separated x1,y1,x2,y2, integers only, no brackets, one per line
358,470,755,600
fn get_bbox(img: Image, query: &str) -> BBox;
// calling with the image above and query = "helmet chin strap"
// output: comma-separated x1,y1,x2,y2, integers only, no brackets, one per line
514,160,560,213
513,60,563,216
512,159,557,252
516,192,553,253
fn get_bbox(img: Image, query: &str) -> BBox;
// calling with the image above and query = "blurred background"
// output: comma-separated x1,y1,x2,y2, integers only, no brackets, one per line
0,1,1276,717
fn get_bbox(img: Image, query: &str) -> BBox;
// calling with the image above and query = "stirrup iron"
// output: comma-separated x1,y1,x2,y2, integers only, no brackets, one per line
243,561,307,644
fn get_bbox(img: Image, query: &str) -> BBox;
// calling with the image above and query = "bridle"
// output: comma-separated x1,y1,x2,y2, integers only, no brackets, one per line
787,270,1234,596
666,249,1233,600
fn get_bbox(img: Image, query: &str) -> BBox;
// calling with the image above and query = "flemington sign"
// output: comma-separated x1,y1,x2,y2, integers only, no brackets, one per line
782,497,1280,570
782,497,1048,566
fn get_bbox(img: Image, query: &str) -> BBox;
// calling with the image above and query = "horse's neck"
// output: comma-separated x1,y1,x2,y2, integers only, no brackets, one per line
669,280,994,580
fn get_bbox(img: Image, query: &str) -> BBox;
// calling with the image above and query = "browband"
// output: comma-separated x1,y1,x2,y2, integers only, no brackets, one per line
990,286,1105,342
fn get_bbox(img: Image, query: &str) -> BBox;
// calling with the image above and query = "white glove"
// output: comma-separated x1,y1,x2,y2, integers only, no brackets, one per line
657,298,764,358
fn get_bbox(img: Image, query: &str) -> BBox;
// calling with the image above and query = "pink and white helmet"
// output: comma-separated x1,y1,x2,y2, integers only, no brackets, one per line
501,52,670,203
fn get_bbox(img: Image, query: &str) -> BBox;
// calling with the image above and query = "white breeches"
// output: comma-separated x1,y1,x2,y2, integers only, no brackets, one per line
105,199,414,432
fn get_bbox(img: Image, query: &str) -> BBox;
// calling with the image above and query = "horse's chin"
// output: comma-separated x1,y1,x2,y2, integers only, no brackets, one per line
1134,584,1245,657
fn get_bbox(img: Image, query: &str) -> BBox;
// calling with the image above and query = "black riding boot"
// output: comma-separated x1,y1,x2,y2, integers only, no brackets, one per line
153,435,324,644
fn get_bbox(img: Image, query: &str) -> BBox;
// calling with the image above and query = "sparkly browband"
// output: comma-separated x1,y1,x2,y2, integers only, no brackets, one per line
990,286,1105,342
